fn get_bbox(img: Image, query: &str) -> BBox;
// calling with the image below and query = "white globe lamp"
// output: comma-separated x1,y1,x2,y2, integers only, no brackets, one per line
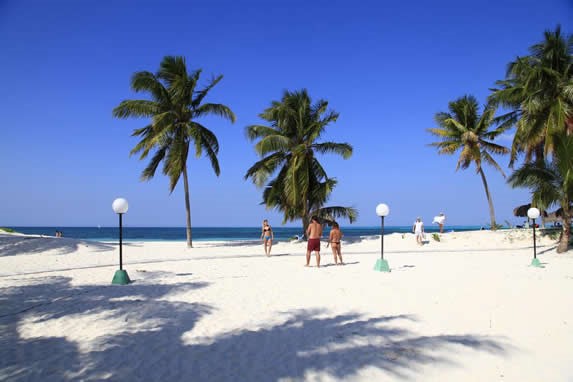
374,203,390,272
111,197,131,284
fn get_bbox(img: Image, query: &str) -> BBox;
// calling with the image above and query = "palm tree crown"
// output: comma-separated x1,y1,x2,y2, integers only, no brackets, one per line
507,132,573,252
245,89,356,234
427,95,509,229
489,25,573,165
113,56,235,247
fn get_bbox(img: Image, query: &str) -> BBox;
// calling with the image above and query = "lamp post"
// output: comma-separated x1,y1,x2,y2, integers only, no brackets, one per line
112,198,131,285
374,203,390,272
527,207,543,268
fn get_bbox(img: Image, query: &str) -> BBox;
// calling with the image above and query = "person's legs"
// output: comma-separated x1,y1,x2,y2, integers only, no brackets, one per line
267,239,272,255
315,250,321,267
331,244,338,264
337,245,343,264
305,249,311,266
439,224,444,233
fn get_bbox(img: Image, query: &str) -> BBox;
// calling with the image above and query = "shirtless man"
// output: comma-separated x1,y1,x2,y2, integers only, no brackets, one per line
306,216,323,267
328,222,343,265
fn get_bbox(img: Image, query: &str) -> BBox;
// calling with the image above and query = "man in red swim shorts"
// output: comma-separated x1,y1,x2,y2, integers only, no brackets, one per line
306,215,323,268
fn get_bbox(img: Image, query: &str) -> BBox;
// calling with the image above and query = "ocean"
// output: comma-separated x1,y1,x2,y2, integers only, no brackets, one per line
9,226,481,242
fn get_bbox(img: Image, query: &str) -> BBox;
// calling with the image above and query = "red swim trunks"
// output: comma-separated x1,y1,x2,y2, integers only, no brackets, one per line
307,238,321,252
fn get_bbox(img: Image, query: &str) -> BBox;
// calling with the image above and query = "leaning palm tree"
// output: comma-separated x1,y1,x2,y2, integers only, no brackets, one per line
507,132,573,253
245,89,356,236
427,95,509,230
489,25,573,166
113,56,236,248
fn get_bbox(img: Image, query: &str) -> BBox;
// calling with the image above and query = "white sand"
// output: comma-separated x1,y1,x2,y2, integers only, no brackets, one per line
1,230,572,381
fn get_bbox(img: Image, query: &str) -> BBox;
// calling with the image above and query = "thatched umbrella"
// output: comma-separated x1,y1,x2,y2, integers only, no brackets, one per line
513,203,531,217
513,204,549,217
554,206,573,218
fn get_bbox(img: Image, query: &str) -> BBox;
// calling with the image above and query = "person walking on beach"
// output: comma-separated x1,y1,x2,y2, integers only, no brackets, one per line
412,217,425,245
306,216,323,267
260,219,274,256
433,212,446,233
328,222,344,265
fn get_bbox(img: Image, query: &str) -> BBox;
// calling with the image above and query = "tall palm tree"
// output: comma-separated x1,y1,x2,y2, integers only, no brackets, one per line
427,95,509,230
507,132,573,253
113,56,236,248
489,25,573,166
245,89,356,236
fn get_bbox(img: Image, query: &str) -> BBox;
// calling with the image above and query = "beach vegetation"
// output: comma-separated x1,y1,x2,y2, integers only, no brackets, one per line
507,132,573,253
427,95,509,230
0,227,15,233
542,228,560,241
245,89,357,237
489,25,573,166
431,233,440,242
113,56,236,248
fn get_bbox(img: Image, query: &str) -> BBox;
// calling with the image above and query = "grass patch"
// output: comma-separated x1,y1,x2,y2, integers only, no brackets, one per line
431,233,440,242
0,227,16,233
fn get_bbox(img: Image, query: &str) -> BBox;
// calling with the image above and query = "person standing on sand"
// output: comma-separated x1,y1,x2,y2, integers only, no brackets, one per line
412,217,424,245
434,212,446,233
327,222,344,265
260,219,274,256
306,216,323,267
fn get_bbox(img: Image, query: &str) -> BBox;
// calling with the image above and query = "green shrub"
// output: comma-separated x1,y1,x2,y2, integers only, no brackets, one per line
542,229,560,241
0,227,15,233
432,233,440,242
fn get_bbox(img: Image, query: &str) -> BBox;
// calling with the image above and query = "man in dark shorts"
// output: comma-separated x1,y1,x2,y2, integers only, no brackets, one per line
306,216,323,267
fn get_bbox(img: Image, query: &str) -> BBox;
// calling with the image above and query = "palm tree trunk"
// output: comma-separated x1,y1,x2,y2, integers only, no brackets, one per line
182,167,193,248
557,208,570,253
302,214,310,240
478,167,497,230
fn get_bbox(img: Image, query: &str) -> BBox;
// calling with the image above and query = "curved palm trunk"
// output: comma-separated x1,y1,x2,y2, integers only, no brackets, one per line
557,205,570,253
478,167,497,230
182,167,193,248
301,211,310,240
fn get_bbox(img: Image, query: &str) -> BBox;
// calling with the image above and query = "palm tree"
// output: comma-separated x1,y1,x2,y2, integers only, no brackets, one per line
245,89,356,236
507,132,573,253
113,56,236,248
489,25,573,166
427,95,509,230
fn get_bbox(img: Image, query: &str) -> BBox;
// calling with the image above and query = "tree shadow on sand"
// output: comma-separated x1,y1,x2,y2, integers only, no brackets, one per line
0,235,114,257
1,274,511,381
0,273,211,381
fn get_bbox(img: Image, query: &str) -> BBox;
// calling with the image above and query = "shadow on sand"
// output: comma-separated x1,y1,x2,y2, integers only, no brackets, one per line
0,234,114,257
0,274,512,381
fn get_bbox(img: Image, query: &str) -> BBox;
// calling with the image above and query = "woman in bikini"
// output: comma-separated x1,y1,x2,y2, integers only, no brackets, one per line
261,219,274,256
328,222,344,265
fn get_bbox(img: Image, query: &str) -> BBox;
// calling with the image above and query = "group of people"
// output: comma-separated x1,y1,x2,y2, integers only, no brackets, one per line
412,212,446,245
260,216,344,267
260,212,446,264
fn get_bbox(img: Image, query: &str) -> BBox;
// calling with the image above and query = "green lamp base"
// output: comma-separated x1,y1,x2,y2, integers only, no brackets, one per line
374,259,391,272
112,269,131,285
530,258,544,268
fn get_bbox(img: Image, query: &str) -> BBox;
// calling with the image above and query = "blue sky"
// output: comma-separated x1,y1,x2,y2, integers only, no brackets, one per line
1,0,571,228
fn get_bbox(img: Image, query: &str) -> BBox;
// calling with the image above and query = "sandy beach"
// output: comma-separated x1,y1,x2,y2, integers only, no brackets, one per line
1,230,572,381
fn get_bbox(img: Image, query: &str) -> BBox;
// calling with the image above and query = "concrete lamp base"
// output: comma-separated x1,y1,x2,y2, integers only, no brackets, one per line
530,258,544,268
112,270,131,285
374,259,391,272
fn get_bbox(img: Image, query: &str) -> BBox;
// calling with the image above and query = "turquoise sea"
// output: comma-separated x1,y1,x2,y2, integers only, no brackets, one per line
10,226,482,242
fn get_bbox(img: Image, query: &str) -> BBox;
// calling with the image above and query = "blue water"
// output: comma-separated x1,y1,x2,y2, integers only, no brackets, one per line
9,226,481,242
